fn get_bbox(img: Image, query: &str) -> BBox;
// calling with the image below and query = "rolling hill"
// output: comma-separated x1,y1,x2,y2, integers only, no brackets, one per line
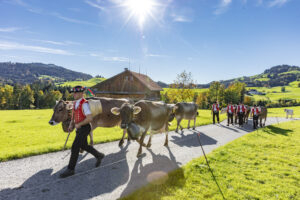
0,62,93,85
198,65,300,88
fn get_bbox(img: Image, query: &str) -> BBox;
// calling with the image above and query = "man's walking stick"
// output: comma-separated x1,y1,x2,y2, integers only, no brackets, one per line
63,131,71,150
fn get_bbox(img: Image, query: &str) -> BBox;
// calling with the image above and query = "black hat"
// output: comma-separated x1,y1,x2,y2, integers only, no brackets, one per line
70,85,86,93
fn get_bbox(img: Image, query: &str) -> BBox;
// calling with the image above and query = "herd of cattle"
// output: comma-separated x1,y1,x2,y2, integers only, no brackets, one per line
49,97,292,157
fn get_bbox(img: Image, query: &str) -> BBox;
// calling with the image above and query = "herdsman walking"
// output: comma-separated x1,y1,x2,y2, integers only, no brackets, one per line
251,104,260,129
227,102,234,126
212,101,220,124
60,85,104,178
236,102,246,127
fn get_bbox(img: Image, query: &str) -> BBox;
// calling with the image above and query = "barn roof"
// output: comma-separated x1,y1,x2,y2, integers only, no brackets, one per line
130,71,162,91
92,69,162,92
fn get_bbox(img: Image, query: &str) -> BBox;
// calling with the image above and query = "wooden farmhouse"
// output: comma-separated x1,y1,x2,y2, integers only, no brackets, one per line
91,68,162,101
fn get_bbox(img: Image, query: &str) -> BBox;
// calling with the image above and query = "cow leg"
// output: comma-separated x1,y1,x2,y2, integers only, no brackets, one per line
187,120,191,129
193,117,196,130
119,129,126,147
164,124,169,146
146,131,153,148
89,130,94,146
175,118,182,133
137,130,148,157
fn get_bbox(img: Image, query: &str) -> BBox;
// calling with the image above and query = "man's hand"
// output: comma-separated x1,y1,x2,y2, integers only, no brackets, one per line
75,124,81,129
68,122,74,132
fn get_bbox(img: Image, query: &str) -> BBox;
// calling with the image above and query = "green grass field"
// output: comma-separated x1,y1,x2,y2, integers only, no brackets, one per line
0,109,226,162
247,81,300,102
267,106,300,118
57,77,105,87
123,120,300,200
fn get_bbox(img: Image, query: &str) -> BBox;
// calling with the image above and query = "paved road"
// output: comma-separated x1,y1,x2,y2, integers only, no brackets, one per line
0,117,297,200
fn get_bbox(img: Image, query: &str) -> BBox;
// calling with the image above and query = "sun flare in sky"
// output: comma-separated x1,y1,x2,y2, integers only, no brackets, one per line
122,0,158,29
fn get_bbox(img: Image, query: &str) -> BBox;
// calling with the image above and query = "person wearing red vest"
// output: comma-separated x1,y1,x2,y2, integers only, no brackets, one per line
60,86,104,178
236,102,246,127
227,102,234,126
211,101,220,124
251,104,260,129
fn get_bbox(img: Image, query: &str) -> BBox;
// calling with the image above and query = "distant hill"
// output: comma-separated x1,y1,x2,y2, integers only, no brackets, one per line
156,81,169,88
0,62,93,85
197,65,300,88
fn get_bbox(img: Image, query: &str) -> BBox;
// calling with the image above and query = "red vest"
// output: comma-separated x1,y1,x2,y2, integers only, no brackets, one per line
237,105,245,113
227,105,234,113
73,98,88,124
252,107,260,115
212,104,219,111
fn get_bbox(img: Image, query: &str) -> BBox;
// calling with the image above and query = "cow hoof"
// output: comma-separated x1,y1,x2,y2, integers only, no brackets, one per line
175,130,178,133
118,140,124,147
146,143,152,148
164,143,168,147
192,128,195,130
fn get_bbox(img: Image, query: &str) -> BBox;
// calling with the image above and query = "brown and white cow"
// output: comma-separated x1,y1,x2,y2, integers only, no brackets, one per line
244,105,251,124
173,102,198,133
49,97,131,147
259,107,268,127
111,100,175,157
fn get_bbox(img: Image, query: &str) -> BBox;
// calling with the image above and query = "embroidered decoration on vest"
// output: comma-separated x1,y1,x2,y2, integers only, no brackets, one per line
74,98,88,124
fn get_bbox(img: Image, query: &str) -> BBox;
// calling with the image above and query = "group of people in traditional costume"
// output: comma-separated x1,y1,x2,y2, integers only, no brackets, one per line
211,101,261,129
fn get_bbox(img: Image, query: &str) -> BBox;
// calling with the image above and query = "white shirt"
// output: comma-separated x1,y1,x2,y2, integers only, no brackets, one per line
75,98,91,116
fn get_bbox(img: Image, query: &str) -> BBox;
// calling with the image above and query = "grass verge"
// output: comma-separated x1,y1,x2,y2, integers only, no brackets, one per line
122,120,300,200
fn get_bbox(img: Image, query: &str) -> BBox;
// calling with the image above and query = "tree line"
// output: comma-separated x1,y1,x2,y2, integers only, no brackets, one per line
0,81,73,110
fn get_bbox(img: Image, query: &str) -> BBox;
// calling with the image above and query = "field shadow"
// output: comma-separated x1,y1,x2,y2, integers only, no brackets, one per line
170,132,217,147
120,147,185,198
0,143,130,200
263,125,292,136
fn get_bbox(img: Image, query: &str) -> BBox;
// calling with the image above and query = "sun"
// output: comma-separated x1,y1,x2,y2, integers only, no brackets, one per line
123,0,157,28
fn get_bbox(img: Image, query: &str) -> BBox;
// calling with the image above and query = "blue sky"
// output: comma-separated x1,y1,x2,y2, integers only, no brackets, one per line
0,0,299,84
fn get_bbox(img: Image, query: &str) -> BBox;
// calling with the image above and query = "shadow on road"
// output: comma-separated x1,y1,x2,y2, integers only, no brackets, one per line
0,143,131,200
170,131,217,147
120,147,185,198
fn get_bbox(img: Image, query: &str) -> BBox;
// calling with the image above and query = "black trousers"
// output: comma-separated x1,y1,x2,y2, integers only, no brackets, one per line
253,115,259,129
213,111,219,124
68,124,101,170
238,112,244,126
227,113,233,125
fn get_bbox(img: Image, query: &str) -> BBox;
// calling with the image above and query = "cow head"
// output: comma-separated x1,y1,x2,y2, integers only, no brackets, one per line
111,103,141,129
49,100,73,125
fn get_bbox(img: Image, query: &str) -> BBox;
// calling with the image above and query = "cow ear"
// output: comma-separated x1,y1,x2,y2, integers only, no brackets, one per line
133,106,142,115
111,107,120,115
173,106,178,113
66,102,73,110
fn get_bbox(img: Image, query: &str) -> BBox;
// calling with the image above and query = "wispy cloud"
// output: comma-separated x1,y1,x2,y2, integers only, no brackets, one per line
0,27,21,32
32,39,81,46
84,0,105,11
268,0,289,7
214,0,232,15
0,41,73,55
146,53,169,58
90,53,129,62
170,14,192,23
51,13,100,27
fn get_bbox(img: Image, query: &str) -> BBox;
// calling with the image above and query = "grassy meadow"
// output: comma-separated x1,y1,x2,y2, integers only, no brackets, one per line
247,81,300,102
57,77,106,87
123,120,300,200
0,109,226,162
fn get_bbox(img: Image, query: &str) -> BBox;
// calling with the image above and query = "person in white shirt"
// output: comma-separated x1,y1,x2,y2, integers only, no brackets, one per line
251,104,260,129
211,101,220,124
